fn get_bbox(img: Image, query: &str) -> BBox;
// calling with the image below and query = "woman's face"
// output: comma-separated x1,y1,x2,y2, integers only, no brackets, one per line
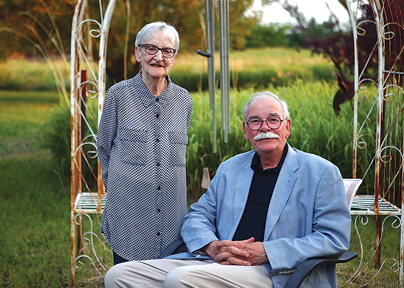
135,30,176,82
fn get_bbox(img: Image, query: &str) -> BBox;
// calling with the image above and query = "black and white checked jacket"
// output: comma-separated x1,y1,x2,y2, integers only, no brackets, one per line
97,72,193,261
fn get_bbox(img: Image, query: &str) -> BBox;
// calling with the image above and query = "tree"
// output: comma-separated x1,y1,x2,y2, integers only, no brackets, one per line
0,0,75,60
0,0,260,84
105,0,259,82
245,23,290,48
273,0,403,113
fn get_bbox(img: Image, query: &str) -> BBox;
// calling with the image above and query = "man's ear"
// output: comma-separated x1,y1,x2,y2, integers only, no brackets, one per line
243,122,249,141
285,119,291,139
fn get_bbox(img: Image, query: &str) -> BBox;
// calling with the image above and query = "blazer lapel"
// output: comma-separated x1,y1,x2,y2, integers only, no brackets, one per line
264,145,299,240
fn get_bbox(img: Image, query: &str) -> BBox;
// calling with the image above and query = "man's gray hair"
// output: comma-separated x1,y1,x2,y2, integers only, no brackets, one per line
135,21,180,52
243,91,290,122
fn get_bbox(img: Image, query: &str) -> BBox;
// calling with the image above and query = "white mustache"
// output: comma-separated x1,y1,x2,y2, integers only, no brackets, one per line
253,132,280,141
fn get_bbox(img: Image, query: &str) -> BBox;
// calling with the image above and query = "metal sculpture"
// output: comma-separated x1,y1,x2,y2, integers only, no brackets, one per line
70,0,116,286
347,0,404,286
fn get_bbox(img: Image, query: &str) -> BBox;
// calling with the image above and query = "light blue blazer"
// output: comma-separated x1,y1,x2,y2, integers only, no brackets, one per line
171,144,351,288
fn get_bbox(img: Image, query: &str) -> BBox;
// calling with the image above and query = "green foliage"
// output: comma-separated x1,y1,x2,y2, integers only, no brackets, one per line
0,59,68,91
245,23,290,48
41,103,71,185
170,47,335,92
41,97,99,188
186,89,254,201
0,90,59,150
287,18,344,48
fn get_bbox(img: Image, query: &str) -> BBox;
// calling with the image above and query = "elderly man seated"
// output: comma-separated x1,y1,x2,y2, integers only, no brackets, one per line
104,91,351,288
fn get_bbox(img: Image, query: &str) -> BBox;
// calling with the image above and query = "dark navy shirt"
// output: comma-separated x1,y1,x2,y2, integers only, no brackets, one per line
233,144,288,242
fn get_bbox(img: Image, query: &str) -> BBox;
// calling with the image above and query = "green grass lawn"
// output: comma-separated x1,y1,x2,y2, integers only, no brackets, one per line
0,91,72,287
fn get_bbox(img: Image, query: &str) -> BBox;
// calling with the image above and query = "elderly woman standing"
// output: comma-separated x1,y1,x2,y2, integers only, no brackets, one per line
97,21,193,265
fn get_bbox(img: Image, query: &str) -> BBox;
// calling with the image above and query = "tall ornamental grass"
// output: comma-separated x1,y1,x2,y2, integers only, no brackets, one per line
40,79,376,201
186,80,376,200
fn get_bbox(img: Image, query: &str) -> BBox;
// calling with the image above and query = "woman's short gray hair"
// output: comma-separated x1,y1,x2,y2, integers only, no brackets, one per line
135,21,180,52
243,91,290,122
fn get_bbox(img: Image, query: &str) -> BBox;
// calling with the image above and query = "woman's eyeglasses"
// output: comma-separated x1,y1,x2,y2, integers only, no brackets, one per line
139,44,176,58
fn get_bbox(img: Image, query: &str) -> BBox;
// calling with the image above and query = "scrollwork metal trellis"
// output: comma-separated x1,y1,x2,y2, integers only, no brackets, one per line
70,0,116,286
347,0,404,286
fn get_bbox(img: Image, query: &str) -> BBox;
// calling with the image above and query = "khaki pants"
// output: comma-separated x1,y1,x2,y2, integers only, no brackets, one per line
105,258,274,288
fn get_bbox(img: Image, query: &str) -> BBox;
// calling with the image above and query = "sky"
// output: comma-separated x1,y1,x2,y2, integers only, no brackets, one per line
248,0,351,25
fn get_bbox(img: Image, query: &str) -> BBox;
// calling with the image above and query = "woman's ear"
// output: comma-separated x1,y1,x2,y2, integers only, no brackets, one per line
169,54,176,67
134,47,141,63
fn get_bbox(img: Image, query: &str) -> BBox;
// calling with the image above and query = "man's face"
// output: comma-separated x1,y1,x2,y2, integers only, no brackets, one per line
243,96,291,156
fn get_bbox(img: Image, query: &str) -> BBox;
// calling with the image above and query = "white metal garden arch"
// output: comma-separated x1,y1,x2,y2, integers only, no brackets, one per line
69,0,404,286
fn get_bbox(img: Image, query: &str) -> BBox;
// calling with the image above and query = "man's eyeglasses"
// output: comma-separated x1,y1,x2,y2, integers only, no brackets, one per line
246,117,285,131
139,44,176,58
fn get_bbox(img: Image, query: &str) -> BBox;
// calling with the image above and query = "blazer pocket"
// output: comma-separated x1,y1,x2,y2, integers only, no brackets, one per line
169,132,188,167
118,127,148,166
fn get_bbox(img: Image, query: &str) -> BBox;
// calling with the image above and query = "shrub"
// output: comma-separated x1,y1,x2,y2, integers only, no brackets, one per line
41,104,71,185
41,100,99,188
245,23,290,48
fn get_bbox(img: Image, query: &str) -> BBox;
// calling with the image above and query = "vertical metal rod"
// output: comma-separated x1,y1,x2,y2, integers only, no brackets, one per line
218,0,230,143
347,1,359,178
401,73,404,288
98,0,117,124
77,214,83,259
78,70,86,194
204,0,216,153
77,70,87,256
225,0,230,138
401,175,404,285
370,0,385,269
70,1,86,286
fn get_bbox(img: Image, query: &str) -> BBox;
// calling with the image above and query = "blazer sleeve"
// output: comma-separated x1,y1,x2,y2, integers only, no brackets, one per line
181,163,224,253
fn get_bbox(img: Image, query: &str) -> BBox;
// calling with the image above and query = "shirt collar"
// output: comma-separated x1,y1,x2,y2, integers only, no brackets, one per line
134,71,172,108
251,144,289,172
